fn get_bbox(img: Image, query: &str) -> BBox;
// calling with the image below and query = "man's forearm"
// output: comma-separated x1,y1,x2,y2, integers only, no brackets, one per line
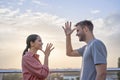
95,71,106,80
95,75,106,80
95,64,107,80
66,35,73,55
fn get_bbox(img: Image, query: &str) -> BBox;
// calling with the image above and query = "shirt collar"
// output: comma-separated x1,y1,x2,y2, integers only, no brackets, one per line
26,51,39,58
87,38,96,45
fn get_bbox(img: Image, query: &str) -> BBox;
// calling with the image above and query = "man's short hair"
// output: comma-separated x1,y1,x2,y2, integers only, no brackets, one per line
75,20,94,32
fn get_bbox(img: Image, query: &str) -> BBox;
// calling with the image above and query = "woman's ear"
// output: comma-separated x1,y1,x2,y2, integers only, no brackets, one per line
30,41,34,47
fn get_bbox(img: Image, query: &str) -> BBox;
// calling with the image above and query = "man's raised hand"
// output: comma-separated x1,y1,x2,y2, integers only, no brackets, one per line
62,21,76,36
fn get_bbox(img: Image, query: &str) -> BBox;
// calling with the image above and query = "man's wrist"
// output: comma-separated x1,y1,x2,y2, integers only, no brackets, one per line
66,35,71,37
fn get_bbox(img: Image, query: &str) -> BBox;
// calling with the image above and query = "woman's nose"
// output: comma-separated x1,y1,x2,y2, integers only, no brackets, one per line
76,33,78,36
40,42,43,45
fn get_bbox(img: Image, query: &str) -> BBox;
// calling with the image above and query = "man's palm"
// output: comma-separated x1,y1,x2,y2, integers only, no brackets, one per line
62,21,76,36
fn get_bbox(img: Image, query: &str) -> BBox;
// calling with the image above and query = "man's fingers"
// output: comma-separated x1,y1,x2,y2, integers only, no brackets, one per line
71,28,76,33
62,26,67,35
65,22,67,27
65,21,71,28
62,26,65,31
70,21,72,28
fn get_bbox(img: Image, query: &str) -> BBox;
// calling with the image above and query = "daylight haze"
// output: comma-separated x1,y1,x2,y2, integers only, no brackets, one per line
0,0,120,69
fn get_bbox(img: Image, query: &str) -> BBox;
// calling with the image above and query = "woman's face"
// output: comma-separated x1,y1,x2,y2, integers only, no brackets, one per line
33,36,43,50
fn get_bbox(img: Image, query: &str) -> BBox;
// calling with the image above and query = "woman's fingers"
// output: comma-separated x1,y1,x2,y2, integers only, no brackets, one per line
43,43,54,56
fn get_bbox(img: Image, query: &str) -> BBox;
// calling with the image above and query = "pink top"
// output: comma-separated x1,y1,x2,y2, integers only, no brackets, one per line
22,52,49,80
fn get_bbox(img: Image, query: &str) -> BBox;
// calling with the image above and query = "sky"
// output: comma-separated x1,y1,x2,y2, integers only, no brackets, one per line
0,0,120,69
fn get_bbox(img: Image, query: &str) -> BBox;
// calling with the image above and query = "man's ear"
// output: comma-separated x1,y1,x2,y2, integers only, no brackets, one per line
83,26,88,32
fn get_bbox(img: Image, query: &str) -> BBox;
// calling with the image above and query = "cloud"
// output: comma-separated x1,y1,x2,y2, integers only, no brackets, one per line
18,0,24,5
0,8,10,14
103,13,120,47
91,10,100,14
0,8,65,33
32,0,48,7
0,8,66,48
0,8,20,18
93,13,120,42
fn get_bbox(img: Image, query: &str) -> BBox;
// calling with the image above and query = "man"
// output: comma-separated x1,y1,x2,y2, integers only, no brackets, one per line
62,20,107,80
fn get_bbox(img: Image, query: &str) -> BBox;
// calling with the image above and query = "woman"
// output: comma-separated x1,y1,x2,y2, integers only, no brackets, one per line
22,34,54,80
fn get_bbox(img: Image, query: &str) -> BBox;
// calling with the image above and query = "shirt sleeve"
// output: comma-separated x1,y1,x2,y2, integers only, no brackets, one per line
77,45,86,56
91,40,107,65
22,55,49,79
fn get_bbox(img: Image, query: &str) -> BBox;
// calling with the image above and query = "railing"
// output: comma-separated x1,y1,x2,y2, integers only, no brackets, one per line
0,68,120,80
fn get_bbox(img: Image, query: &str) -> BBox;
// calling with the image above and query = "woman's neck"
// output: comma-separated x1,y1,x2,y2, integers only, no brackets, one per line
29,48,37,54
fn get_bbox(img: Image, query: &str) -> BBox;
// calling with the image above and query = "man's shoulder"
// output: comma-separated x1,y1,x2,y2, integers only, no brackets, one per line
89,39,106,48
93,39,104,44
90,39,107,52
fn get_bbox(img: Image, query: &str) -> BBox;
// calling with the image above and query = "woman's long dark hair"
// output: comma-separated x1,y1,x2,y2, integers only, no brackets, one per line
22,34,39,56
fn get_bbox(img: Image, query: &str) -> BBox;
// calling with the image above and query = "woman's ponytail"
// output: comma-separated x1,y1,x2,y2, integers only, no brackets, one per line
22,46,28,56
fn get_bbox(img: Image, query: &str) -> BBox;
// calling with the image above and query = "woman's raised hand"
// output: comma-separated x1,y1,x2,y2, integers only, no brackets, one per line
42,43,54,57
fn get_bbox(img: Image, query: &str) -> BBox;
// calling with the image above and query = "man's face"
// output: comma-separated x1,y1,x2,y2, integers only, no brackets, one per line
76,26,86,41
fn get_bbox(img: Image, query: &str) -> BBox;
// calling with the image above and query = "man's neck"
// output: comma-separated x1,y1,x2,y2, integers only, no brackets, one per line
85,33,95,44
